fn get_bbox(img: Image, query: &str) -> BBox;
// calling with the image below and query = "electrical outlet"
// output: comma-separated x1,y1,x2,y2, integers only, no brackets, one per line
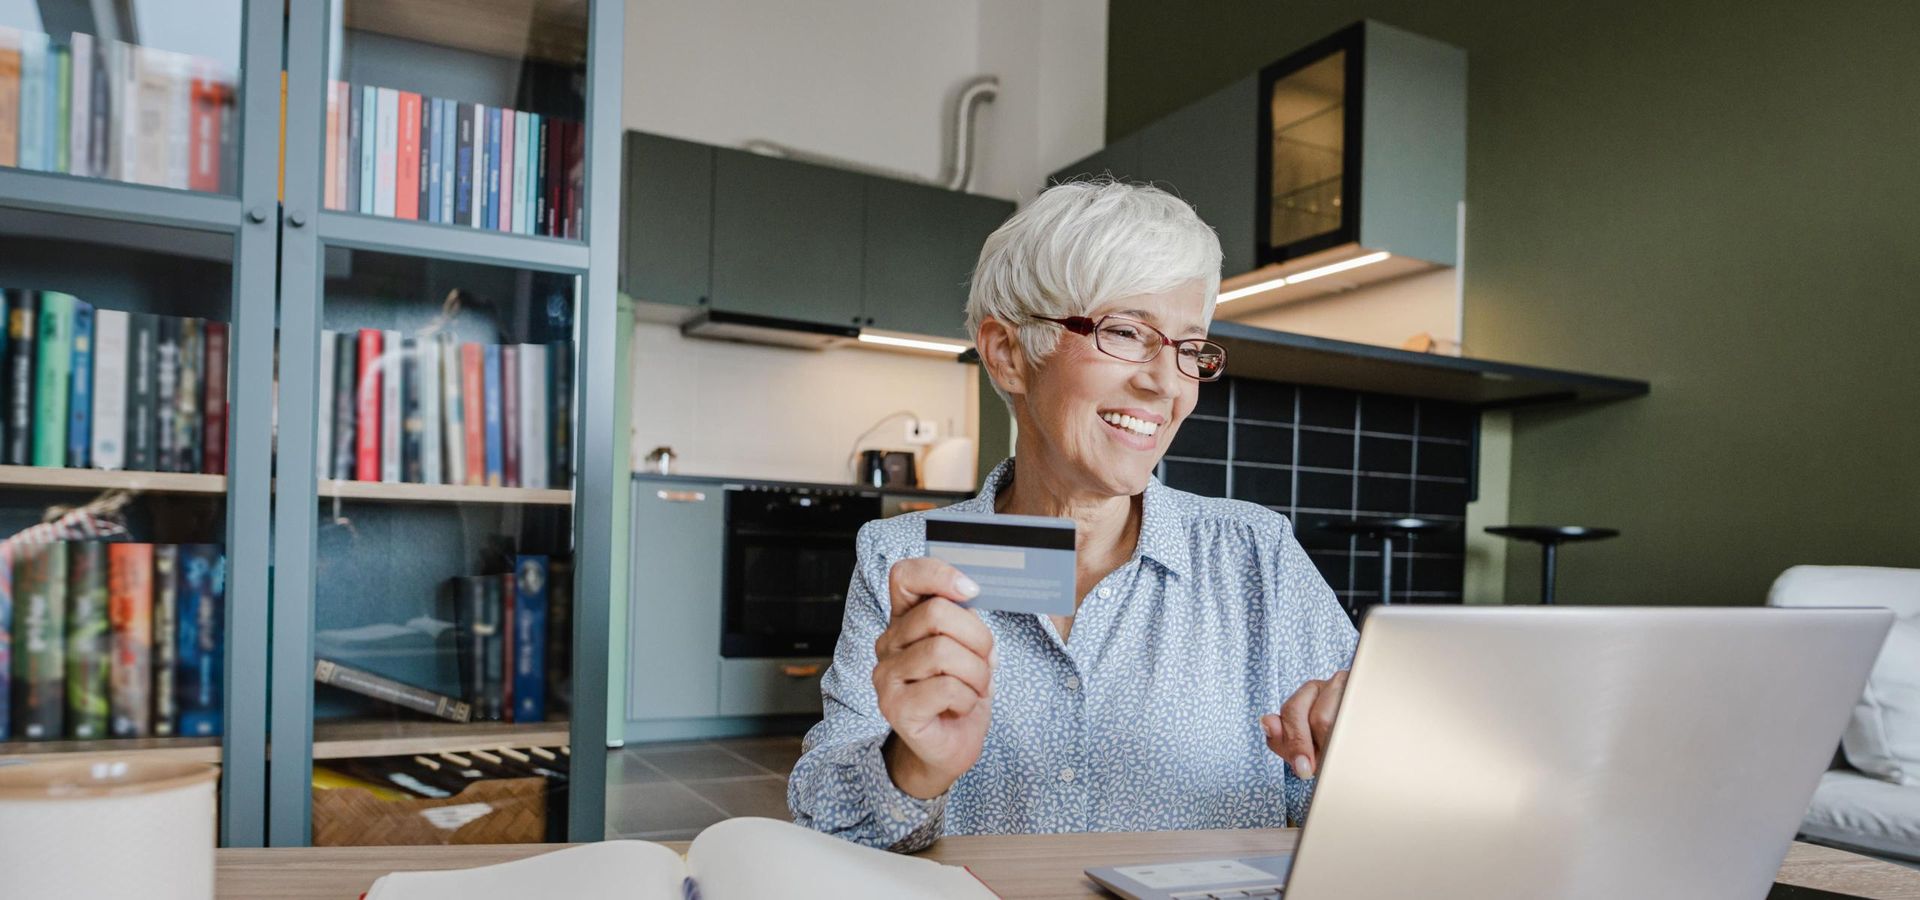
905,420,939,446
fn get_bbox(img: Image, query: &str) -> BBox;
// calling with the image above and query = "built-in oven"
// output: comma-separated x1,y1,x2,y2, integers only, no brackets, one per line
720,485,883,657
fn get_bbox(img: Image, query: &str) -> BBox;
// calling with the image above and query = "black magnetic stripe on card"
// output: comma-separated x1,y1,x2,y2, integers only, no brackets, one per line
926,519,1076,550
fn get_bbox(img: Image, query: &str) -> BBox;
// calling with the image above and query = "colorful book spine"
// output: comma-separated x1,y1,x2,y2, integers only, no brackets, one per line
453,576,496,721
151,544,179,736
68,32,91,177
460,342,484,484
358,85,376,214
482,344,504,486
162,49,190,190
512,555,549,722
396,91,421,220
323,79,340,208
344,83,362,214
484,575,505,721
454,103,474,227
107,542,154,737
515,110,532,234
202,321,227,474
535,116,549,235
400,337,423,483
175,317,201,473
5,294,34,465
549,340,571,485
373,87,398,218
518,343,548,490
155,316,178,472
90,307,128,470
418,336,442,485
0,32,20,170
500,344,519,487
15,540,66,739
126,313,158,471
85,36,109,180
498,108,514,233
188,63,223,191
0,545,9,740
66,299,93,467
332,331,359,480
65,541,111,739
316,329,335,479
51,43,69,173
439,98,457,224
545,559,572,713
484,106,501,231
32,291,73,466
314,659,472,723
354,328,381,481
425,97,442,225
438,333,465,486
380,329,401,482
175,544,223,737
17,32,45,171
500,570,514,720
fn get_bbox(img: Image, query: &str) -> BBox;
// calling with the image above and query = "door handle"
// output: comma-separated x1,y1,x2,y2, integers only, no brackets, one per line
780,664,821,678
656,490,706,503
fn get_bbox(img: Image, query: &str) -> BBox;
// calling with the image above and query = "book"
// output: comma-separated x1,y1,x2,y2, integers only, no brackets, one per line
355,328,381,481
155,316,178,471
151,544,179,736
15,540,66,739
499,107,514,233
107,542,154,737
518,343,548,489
545,559,571,711
175,544,223,737
548,340,571,485
460,342,484,484
4,292,33,465
126,312,157,471
17,31,45,171
345,83,362,214
323,78,340,208
175,316,202,473
68,32,91,177
0,30,19,169
418,336,442,485
381,328,401,482
437,333,465,485
396,91,421,220
454,102,475,227
452,576,495,720
188,61,225,191
484,106,501,231
90,307,128,470
425,97,442,224
535,115,549,235
202,321,228,474
400,337,423,483
483,575,505,720
360,817,995,900
314,658,471,723
332,330,359,480
65,299,93,467
32,291,73,466
86,35,110,180
439,98,456,224
0,544,11,740
516,110,533,235
359,85,376,214
65,540,111,739
500,344,519,487
162,49,190,190
511,555,548,722
316,329,336,479
374,87,398,218
500,571,514,721
50,42,68,173
482,344,504,486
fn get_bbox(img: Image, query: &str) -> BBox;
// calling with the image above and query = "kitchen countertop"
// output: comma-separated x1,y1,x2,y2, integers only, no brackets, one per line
631,470,975,499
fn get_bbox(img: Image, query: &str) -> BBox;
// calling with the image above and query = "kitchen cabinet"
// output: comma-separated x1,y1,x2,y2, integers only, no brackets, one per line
622,132,713,309
718,658,830,716
628,478,725,721
861,178,1013,341
711,148,866,327
1140,77,1260,278
1052,132,1142,185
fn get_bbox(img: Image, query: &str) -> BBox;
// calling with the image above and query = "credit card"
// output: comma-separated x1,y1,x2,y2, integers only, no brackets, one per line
924,511,1076,616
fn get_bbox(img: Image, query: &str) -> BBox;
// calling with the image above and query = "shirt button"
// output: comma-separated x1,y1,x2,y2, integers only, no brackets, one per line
1064,675,1081,691
1059,767,1076,783
1097,587,1112,599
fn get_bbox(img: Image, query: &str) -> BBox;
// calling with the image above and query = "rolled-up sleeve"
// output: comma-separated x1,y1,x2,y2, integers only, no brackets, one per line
787,521,949,850
1265,514,1359,825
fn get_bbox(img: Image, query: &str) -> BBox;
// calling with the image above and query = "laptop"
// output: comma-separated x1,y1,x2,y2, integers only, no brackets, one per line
1087,606,1892,900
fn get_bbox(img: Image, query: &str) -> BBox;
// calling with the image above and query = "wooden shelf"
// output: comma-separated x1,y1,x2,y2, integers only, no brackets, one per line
317,479,571,506
0,735,222,765
0,464,227,495
345,0,588,67
316,212,589,274
311,719,570,760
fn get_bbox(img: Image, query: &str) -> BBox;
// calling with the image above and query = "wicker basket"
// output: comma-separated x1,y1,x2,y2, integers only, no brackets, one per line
311,776,548,846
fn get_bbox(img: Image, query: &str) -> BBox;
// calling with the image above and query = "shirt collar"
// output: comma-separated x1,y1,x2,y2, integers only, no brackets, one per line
970,457,1191,579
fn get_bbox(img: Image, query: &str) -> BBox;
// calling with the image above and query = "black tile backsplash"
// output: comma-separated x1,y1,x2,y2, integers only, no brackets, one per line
1157,378,1479,615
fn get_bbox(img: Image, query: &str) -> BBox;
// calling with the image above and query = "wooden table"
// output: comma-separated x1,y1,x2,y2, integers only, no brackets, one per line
216,830,1920,899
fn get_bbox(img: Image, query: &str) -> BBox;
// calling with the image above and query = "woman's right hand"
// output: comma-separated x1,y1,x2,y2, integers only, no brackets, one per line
874,557,995,800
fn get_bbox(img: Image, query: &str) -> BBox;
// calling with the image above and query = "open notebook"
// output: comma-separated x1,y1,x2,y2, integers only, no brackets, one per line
363,817,997,900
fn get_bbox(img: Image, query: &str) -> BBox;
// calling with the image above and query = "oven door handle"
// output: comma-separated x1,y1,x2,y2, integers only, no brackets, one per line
780,663,823,678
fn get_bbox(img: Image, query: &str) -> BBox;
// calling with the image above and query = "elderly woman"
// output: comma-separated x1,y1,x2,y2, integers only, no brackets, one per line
789,180,1356,852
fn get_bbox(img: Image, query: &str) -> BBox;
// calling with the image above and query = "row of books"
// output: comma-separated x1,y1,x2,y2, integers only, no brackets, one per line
3,289,228,473
311,556,570,724
0,541,225,742
318,329,571,489
322,81,585,238
0,29,236,191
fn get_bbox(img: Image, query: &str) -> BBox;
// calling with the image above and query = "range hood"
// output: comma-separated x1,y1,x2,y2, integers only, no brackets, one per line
679,309,859,350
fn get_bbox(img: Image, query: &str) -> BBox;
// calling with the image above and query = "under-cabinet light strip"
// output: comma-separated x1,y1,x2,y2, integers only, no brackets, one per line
1216,251,1393,304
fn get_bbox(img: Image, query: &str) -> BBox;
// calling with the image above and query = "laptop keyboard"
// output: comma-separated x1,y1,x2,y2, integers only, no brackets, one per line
1170,887,1285,899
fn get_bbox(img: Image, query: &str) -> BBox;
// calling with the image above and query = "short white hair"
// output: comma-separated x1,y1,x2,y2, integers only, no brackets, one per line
966,179,1223,405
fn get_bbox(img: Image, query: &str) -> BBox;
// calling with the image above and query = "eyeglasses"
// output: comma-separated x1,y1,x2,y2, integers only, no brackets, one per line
1032,315,1228,381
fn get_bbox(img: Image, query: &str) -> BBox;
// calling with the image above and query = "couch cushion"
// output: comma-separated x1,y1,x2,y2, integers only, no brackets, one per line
1802,769,1920,863
1768,566,1920,785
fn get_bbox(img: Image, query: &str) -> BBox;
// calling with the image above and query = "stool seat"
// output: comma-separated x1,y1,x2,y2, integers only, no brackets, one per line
1321,518,1458,608
1485,524,1621,604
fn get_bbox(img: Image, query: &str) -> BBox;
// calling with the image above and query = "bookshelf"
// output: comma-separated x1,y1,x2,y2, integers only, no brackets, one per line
310,718,570,760
318,479,572,506
0,735,224,765
0,464,227,495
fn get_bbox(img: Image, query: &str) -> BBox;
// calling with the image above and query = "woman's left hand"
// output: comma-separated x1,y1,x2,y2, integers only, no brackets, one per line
1261,669,1350,779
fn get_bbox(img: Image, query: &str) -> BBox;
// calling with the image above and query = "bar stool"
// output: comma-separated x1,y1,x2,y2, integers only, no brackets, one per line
1323,517,1458,607
1484,525,1620,605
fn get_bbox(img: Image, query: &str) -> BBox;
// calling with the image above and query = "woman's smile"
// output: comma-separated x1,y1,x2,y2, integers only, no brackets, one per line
1097,408,1163,450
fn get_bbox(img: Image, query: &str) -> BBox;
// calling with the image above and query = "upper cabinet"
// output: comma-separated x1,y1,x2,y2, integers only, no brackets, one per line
1140,78,1260,279
621,132,1013,343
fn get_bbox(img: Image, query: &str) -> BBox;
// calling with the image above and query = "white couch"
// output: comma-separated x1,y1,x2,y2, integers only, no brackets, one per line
1768,565,1920,864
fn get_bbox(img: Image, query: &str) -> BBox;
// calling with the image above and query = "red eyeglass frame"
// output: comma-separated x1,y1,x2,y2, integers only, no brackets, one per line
1032,315,1228,381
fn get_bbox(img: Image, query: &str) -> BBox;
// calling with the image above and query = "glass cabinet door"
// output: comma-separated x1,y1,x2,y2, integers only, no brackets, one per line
1258,27,1359,265
0,0,246,196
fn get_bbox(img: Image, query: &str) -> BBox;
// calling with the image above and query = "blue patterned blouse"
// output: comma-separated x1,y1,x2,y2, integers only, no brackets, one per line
787,458,1358,852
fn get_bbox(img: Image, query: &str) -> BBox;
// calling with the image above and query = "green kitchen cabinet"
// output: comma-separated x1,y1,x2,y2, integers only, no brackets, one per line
710,148,866,327
622,131,714,309
1052,131,1142,185
861,178,1013,341
627,477,725,722
1139,77,1260,278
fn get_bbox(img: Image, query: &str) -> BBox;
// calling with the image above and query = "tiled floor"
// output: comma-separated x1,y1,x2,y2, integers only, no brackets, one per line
605,735,805,840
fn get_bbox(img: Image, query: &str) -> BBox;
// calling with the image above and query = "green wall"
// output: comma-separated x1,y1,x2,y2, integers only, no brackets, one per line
1109,0,1920,605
